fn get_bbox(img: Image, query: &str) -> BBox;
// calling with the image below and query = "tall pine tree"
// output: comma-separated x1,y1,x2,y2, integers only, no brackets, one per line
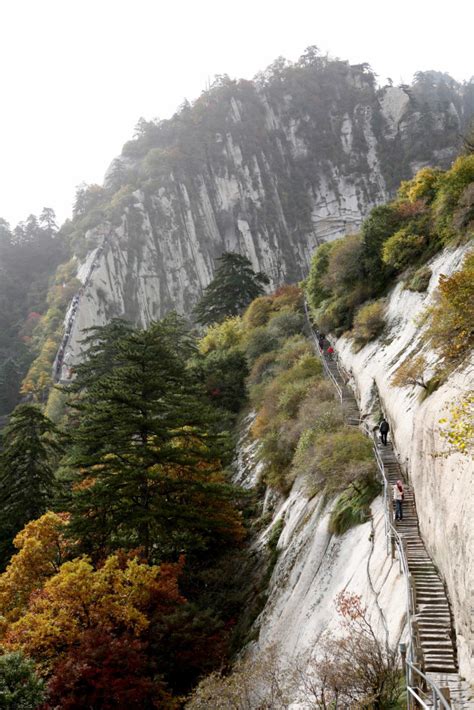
0,405,62,568
193,252,269,326
64,317,244,561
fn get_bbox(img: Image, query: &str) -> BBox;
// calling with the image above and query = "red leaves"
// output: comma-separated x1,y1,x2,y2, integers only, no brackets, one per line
43,629,176,710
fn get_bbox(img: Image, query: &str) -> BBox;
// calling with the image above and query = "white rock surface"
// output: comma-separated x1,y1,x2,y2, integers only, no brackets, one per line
336,245,474,683
233,419,407,693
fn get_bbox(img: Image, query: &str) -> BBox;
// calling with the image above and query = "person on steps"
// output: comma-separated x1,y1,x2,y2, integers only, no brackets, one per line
326,345,334,360
379,417,389,445
393,479,404,520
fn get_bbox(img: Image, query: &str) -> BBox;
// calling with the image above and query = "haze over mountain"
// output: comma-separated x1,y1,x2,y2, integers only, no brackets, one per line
1,0,473,226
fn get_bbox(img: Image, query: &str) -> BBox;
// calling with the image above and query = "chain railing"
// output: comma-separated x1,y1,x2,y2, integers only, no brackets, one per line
304,300,453,710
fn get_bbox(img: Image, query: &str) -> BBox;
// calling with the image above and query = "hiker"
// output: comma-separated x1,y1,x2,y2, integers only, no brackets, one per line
393,479,404,520
326,345,334,360
318,333,325,349
379,417,389,445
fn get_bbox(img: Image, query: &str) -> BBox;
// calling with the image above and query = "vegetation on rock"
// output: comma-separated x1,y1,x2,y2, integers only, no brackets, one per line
305,155,474,339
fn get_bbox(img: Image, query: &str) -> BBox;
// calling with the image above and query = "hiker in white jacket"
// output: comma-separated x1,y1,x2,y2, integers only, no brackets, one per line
393,479,404,520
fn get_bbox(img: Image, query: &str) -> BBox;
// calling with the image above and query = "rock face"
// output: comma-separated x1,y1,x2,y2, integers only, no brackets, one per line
336,245,474,684
61,65,473,366
233,417,407,696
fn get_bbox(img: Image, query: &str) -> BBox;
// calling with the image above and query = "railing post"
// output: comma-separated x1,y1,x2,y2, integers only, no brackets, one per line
401,537,407,575
399,642,409,709
409,573,417,615
440,687,451,705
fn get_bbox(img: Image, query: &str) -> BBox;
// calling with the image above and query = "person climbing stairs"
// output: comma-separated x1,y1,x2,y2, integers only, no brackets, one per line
305,311,474,709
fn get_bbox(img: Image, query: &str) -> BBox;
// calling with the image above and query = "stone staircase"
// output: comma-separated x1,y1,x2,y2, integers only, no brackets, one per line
377,443,457,675
310,330,474,709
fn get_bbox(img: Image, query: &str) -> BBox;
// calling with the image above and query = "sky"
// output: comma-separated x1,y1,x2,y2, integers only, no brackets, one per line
0,0,472,228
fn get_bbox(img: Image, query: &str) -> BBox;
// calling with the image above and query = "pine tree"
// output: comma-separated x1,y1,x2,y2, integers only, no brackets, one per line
193,252,269,326
0,405,62,568
64,317,244,562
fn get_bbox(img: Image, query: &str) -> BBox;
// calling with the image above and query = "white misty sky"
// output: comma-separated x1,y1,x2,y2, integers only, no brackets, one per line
0,0,472,228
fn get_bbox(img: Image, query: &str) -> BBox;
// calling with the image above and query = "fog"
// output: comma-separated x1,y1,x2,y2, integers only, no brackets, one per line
0,0,472,227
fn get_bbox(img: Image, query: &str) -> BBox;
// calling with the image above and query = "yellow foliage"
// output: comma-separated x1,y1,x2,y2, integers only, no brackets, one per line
5,555,185,668
391,355,427,389
424,251,474,366
398,167,442,203
243,296,274,328
352,299,386,345
439,391,474,456
198,316,244,354
0,512,69,624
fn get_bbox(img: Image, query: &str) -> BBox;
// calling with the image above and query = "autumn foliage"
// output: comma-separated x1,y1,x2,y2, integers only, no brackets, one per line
0,512,69,624
43,629,176,709
4,555,185,666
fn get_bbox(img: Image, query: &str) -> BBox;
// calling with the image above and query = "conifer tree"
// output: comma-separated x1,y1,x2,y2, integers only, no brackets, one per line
0,405,62,568
65,317,244,561
194,252,269,326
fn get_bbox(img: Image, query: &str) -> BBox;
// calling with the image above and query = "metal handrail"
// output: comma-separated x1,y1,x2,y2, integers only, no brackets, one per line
303,300,453,709
304,301,343,401
406,660,452,710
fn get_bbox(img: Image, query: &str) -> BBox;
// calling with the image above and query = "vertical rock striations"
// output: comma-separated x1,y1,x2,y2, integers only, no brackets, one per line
60,62,472,366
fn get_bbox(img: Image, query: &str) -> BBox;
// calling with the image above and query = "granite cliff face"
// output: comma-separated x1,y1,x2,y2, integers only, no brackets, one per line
60,63,473,369
336,244,474,684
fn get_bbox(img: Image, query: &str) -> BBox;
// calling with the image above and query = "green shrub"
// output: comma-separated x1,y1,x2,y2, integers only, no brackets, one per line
251,352,323,491
315,295,353,335
434,155,474,217
313,428,374,483
405,266,432,292
245,327,279,363
247,351,278,386
266,310,304,339
423,252,474,370
243,296,274,328
306,241,334,309
278,380,313,419
270,285,303,312
434,155,474,241
275,336,311,369
452,183,474,232
321,234,364,295
352,299,386,346
259,428,294,493
329,475,381,535
382,229,426,270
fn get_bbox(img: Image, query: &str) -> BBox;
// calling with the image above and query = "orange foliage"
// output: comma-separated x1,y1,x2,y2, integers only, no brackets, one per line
0,512,69,625
5,555,185,669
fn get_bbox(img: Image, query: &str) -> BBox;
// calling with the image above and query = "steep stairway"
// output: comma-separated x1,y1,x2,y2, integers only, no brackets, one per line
308,326,474,709
376,443,457,675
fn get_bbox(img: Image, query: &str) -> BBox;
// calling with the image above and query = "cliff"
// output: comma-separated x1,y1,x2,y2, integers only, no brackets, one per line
336,244,474,683
55,62,473,372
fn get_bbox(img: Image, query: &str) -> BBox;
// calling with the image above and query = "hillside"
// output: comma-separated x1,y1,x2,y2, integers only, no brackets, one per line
15,54,474,403
0,46,472,709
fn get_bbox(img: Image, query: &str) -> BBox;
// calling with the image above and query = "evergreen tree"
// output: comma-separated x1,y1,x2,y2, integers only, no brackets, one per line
64,317,243,562
194,252,269,326
0,652,45,709
0,405,62,567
